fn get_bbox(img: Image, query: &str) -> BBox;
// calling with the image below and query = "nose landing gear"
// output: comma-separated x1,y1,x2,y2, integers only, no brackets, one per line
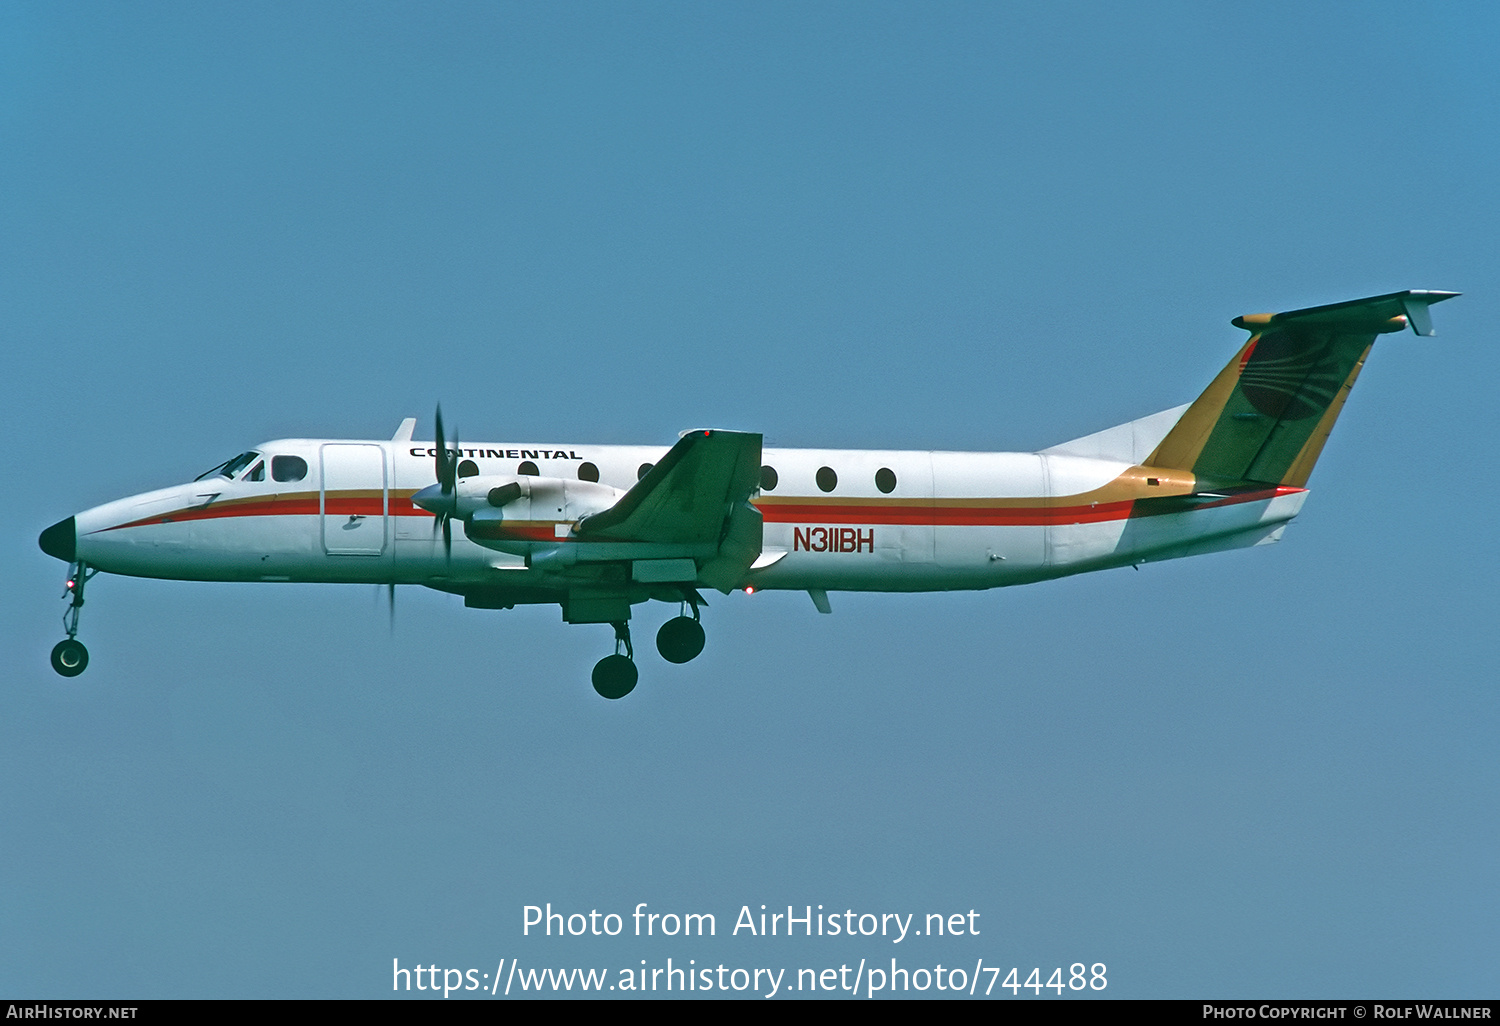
51,639,87,676
51,562,96,678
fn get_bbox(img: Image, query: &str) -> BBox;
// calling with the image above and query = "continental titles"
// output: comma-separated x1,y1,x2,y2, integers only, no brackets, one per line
410,448,582,460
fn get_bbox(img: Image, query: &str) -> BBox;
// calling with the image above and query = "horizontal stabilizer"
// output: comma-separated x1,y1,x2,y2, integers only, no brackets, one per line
1231,289,1459,337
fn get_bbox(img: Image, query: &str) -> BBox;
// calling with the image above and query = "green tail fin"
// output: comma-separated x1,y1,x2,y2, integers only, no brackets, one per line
1146,290,1457,487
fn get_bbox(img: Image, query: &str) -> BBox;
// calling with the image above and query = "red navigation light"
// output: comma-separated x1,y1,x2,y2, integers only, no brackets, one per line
744,585,755,595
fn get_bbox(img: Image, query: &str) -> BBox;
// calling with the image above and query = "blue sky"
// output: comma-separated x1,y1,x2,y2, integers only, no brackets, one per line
3,1,1497,998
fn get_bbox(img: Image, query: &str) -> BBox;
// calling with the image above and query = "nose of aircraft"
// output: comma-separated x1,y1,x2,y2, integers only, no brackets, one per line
39,517,77,562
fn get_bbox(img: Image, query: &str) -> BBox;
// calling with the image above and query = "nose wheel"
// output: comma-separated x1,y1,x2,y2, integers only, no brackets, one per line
592,621,638,699
51,562,96,678
51,639,88,677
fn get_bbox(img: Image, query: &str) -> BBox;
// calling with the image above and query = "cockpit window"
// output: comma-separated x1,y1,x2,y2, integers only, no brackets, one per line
244,460,265,482
272,455,308,482
195,451,260,481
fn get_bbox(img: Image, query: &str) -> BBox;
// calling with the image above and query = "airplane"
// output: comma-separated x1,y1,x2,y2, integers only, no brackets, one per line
37,289,1457,699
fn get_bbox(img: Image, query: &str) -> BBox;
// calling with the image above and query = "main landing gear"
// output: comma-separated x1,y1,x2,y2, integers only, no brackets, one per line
656,597,705,664
51,562,96,678
590,592,709,700
592,622,639,700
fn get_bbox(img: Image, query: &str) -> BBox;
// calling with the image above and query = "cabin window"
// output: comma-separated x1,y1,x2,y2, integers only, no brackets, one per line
875,467,896,493
244,460,265,482
760,465,778,491
637,462,654,480
518,461,539,476
578,462,600,482
816,466,837,492
457,459,479,479
271,455,308,482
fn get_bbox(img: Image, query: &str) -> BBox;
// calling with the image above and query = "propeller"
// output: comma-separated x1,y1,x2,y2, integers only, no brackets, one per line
375,582,396,633
432,404,458,558
410,404,474,557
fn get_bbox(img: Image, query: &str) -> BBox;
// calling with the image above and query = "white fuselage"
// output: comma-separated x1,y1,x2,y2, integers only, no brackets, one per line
70,436,1309,597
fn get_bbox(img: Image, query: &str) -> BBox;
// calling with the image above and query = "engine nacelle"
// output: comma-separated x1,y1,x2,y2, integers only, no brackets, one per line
456,476,626,554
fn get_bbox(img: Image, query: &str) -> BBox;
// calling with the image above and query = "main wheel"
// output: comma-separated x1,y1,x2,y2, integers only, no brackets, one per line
51,639,89,677
656,616,706,664
591,654,639,699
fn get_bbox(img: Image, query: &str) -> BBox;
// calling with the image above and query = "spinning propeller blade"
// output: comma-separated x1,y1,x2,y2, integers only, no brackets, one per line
431,404,457,559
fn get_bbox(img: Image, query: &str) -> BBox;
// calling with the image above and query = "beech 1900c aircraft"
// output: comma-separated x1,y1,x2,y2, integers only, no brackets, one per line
38,290,1456,698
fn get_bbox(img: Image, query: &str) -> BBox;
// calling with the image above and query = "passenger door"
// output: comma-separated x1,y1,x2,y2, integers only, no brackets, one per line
321,444,388,555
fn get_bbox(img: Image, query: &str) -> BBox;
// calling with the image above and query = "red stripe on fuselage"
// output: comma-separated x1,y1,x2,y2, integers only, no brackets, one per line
100,493,429,532
96,487,1303,535
756,500,1136,526
756,488,1300,527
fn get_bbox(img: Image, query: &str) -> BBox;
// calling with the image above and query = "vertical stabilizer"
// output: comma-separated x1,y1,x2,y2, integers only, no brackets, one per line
1145,290,1457,487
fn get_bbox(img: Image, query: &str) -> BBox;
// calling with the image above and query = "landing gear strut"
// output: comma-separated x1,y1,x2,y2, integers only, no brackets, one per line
656,593,706,664
591,621,638,699
51,562,95,678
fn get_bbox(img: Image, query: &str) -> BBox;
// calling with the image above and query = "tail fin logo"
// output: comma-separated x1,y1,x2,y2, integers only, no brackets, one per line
1238,329,1343,422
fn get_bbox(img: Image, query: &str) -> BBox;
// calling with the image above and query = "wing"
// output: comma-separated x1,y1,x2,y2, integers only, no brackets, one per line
578,429,762,544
